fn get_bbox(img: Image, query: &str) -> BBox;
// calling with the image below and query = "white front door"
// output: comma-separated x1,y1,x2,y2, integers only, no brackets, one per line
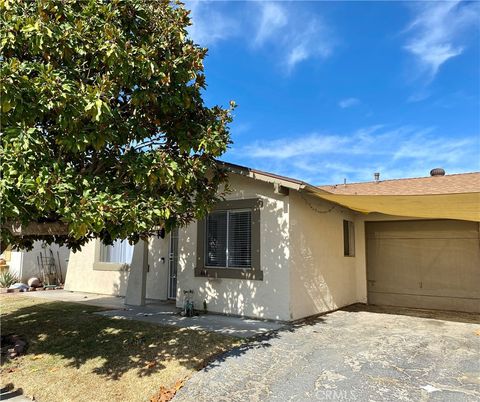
168,228,179,300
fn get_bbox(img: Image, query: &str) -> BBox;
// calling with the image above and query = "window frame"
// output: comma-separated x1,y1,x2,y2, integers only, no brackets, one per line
93,240,133,271
196,198,263,280
343,220,355,257
205,208,252,269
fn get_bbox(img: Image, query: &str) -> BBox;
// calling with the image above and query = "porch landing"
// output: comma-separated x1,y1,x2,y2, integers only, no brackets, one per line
20,290,285,338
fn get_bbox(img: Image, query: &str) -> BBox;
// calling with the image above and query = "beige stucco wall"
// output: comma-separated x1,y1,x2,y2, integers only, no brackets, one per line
287,198,430,320
4,241,70,283
64,237,169,300
176,174,291,321
288,191,361,320
62,172,480,319
65,240,129,295
62,174,367,320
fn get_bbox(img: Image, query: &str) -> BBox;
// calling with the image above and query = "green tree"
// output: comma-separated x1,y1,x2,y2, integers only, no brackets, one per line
0,0,233,251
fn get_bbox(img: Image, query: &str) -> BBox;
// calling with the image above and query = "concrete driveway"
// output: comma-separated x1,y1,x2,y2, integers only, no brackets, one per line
174,305,480,401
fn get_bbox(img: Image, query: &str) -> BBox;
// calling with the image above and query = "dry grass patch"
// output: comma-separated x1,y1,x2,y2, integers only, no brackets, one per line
0,294,241,402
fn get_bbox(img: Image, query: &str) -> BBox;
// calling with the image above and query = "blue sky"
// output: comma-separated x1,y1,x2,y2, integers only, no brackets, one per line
186,0,480,185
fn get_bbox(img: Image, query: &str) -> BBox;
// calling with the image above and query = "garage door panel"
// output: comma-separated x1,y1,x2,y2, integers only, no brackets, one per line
368,293,480,313
367,239,421,293
420,239,480,298
366,220,480,313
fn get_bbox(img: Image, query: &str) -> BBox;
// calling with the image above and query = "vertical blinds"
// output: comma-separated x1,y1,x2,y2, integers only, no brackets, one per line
206,209,252,268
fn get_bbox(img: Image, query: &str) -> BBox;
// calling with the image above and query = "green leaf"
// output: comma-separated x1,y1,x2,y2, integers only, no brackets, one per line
1,100,13,113
94,99,103,121
1,0,232,251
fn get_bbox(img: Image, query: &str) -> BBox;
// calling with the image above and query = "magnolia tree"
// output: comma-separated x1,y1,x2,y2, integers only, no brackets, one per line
1,0,233,251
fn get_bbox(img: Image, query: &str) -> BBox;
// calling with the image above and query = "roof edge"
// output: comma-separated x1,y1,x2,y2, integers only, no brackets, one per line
318,171,480,189
218,160,480,197
219,161,315,191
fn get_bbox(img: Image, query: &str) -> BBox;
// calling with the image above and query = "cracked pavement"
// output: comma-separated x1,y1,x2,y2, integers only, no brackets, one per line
174,305,480,401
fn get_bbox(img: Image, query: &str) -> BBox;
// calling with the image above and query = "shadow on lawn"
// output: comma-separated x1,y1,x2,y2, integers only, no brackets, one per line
0,299,243,380
1,298,332,381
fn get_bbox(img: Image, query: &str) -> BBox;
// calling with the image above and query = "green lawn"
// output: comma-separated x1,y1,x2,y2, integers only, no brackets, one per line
0,295,240,402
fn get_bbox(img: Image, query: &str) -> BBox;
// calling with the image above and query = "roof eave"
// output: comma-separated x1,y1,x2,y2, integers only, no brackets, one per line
220,161,311,191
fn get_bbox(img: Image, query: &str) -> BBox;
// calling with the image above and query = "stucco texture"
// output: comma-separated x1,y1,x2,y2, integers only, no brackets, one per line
65,237,170,300
176,174,291,321
288,191,361,320
64,171,479,321
64,174,369,321
4,241,70,283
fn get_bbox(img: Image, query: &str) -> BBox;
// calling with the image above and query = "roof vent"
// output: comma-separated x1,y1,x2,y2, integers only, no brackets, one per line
430,168,445,177
374,172,380,182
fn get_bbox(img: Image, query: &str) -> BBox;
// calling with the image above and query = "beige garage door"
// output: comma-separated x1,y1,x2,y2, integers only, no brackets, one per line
366,220,480,313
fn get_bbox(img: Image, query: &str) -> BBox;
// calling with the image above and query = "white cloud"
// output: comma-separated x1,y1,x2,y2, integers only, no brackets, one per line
354,125,384,141
393,132,474,164
231,124,479,184
185,1,237,46
254,2,287,45
339,98,360,109
407,90,431,103
245,134,349,159
283,19,333,72
286,45,309,70
404,1,479,79
184,1,335,71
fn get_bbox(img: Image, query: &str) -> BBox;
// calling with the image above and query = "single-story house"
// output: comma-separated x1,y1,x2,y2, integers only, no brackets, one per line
64,164,480,320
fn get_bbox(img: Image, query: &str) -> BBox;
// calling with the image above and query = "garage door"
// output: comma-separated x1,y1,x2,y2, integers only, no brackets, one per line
366,220,480,313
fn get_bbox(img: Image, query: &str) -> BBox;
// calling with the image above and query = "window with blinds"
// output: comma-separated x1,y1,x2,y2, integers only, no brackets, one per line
206,209,252,268
206,211,227,267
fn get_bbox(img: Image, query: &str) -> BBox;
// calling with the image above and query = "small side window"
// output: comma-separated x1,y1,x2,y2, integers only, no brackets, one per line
343,220,355,257
100,239,134,264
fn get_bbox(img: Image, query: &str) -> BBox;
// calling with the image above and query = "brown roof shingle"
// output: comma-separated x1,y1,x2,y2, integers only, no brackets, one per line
318,172,480,195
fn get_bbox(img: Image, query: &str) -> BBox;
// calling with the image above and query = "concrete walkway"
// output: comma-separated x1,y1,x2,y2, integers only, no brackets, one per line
174,305,480,401
20,290,284,338
96,306,283,338
0,385,31,401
